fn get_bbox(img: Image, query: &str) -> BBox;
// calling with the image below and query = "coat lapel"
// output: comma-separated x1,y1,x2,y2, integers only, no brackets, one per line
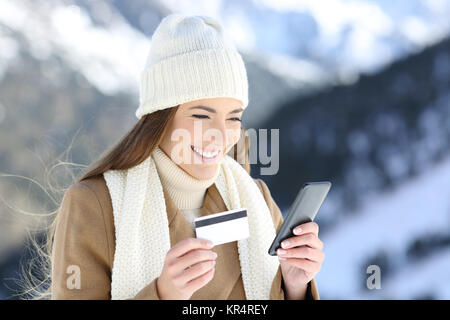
163,184,243,300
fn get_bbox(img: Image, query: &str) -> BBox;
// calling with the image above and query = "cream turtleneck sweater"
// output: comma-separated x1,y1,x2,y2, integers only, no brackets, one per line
152,146,220,230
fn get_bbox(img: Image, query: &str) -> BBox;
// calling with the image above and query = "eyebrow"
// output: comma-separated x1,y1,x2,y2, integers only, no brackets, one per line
188,105,244,114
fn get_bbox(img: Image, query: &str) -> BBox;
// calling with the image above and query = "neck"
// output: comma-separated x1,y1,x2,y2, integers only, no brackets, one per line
152,146,220,210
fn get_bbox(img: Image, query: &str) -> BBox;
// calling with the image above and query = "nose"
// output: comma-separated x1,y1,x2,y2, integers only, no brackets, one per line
205,118,228,150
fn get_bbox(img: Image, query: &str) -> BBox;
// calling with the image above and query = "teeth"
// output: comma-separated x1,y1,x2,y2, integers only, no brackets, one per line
193,146,219,158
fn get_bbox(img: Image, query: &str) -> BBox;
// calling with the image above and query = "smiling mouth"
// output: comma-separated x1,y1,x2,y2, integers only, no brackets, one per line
190,145,221,160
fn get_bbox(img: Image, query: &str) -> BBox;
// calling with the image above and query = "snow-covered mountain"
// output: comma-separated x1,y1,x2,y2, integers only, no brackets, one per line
316,155,450,299
160,0,450,126
2,0,450,127
0,0,151,95
162,0,450,75
0,0,298,129
0,0,449,300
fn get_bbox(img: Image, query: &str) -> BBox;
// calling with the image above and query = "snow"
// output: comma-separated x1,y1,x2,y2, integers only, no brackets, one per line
1,0,449,299
159,0,450,124
0,0,149,95
316,155,450,299
50,4,148,94
2,0,450,100
246,52,331,89
360,247,450,299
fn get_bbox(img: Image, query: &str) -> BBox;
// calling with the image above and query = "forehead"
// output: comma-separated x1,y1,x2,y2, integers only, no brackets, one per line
180,97,243,111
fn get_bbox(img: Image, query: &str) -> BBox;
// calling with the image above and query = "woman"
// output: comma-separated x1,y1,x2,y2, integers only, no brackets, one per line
50,14,324,300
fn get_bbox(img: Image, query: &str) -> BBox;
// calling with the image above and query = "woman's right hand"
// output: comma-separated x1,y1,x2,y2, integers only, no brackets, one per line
156,238,218,300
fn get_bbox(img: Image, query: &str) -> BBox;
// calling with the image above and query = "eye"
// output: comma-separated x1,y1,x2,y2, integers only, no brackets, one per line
192,114,210,119
229,117,242,122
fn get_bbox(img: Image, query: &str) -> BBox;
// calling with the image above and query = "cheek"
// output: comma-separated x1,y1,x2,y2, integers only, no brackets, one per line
168,118,196,146
227,127,241,145
221,128,241,155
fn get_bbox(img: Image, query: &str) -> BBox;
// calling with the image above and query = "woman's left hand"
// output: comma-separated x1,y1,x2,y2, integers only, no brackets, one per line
277,221,324,297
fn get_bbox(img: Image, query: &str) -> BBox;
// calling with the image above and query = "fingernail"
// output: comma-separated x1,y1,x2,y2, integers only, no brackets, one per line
277,249,286,255
294,227,302,235
281,240,289,248
207,241,214,248
278,256,286,260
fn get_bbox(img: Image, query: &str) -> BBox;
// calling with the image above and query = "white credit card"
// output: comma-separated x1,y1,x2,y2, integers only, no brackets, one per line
194,208,249,246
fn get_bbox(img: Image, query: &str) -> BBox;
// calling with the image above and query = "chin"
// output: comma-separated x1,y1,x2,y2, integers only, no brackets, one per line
189,163,219,180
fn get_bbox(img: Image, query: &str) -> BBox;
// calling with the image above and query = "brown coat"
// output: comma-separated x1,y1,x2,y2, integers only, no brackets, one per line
51,174,320,300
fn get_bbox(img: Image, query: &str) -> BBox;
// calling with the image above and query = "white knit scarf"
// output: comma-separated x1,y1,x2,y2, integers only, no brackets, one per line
103,148,279,300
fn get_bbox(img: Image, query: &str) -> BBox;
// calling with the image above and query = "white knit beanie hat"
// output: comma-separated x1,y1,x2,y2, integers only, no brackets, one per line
136,13,249,119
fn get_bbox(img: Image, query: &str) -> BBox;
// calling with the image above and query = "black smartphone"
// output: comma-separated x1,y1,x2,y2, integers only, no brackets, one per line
268,181,331,256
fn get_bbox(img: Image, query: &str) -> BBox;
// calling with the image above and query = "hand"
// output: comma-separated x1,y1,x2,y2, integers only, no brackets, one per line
157,238,218,300
277,222,324,299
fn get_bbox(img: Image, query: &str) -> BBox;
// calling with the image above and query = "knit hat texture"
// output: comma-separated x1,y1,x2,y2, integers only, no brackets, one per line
136,13,249,119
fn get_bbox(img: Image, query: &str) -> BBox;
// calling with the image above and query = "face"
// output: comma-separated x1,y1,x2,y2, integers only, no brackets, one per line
159,97,244,180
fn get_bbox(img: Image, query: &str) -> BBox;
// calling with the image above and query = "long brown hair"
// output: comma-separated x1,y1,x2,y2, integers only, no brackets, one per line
21,104,250,299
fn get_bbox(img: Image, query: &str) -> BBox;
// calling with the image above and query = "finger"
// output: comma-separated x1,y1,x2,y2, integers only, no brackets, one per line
280,233,323,250
169,238,214,259
176,249,217,271
277,246,324,263
279,257,318,273
175,259,216,285
292,221,319,236
183,266,215,293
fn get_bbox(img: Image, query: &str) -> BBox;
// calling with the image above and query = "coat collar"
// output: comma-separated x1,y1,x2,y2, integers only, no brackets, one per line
162,183,243,299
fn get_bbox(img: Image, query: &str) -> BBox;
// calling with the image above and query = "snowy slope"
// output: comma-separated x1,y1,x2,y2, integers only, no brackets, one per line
315,154,450,299
357,246,450,299
0,0,150,95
